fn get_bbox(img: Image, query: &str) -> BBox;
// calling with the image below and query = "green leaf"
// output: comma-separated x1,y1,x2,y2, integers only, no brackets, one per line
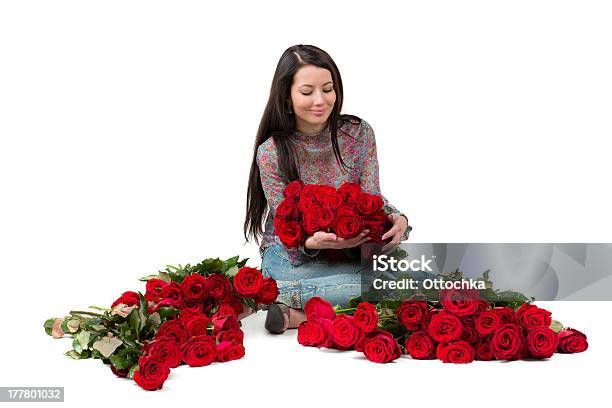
66,319,80,333
129,308,145,335
65,350,91,360
110,353,131,370
43,318,56,336
76,331,91,350
127,363,139,380
549,320,564,333
72,337,83,353
93,335,123,358
156,307,179,320
146,312,161,329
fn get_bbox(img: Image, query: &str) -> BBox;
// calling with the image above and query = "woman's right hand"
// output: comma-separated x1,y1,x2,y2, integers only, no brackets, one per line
304,230,371,250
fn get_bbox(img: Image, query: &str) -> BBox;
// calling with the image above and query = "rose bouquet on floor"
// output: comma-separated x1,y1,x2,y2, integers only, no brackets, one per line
297,270,588,364
43,255,278,390
274,181,393,260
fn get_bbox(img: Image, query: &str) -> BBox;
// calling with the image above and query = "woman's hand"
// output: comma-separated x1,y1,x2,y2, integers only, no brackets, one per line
304,230,372,250
381,214,409,252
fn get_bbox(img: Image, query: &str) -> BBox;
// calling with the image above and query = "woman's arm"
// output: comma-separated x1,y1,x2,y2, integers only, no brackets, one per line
256,140,321,265
358,120,411,242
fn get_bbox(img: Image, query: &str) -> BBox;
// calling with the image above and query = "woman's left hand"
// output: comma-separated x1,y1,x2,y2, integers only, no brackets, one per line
381,213,409,252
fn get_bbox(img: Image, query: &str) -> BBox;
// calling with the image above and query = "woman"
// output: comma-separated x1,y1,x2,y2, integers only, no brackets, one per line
244,44,411,334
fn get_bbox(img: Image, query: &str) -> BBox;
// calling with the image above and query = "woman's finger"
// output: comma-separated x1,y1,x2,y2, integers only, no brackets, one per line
381,226,398,241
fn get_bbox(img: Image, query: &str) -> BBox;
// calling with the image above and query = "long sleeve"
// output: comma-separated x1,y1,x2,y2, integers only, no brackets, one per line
357,120,411,242
256,139,321,265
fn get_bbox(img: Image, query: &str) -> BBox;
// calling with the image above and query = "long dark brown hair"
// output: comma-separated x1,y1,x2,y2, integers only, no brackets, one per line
244,44,361,244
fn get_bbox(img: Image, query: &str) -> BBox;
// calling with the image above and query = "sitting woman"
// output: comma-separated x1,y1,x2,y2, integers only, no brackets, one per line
244,44,411,334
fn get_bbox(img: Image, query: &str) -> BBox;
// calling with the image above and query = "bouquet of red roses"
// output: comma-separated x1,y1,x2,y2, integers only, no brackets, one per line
297,275,588,364
44,256,278,391
274,181,393,249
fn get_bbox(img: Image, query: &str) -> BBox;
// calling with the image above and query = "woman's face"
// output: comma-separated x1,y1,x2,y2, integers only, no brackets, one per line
289,65,336,133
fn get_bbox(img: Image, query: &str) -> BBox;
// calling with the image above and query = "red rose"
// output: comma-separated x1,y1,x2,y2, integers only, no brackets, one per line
133,355,170,391
304,297,336,321
301,184,317,198
320,191,344,209
213,303,238,320
145,336,182,368
254,277,279,304
181,274,208,301
160,282,183,303
217,329,244,345
331,314,362,350
405,332,436,360
318,207,334,229
233,267,264,297
356,192,384,216
490,324,528,361
436,340,475,364
206,274,233,302
439,288,486,316
276,198,299,219
475,309,503,337
526,327,558,359
212,315,239,334
362,329,402,363
276,220,305,249
156,320,187,344
111,291,140,308
396,301,429,331
181,298,205,314
460,325,480,344
110,364,129,378
475,340,495,361
284,180,304,199
297,318,333,348
181,335,217,367
557,328,588,353
427,310,464,343
516,304,552,328
179,309,205,322
183,315,211,337
314,185,337,203
145,279,168,302
494,306,517,324
338,182,361,204
332,210,363,238
302,205,322,235
215,341,245,363
353,302,379,333
298,194,317,213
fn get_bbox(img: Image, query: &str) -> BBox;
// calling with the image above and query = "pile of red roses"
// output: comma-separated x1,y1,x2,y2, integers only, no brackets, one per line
297,292,588,364
45,258,279,391
274,181,392,248
127,266,278,390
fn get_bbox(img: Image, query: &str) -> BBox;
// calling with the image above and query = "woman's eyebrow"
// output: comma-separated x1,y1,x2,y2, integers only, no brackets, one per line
298,81,333,88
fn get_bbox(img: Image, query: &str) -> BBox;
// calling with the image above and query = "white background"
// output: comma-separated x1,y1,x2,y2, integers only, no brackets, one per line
1,1,611,406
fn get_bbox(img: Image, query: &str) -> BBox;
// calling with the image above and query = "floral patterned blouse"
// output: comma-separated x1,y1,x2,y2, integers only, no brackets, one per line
256,117,409,266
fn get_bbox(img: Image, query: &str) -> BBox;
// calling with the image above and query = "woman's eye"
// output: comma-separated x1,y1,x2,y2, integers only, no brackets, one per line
300,89,334,96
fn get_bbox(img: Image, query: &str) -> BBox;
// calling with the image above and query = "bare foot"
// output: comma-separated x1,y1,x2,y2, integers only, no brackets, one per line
287,308,307,329
237,305,255,321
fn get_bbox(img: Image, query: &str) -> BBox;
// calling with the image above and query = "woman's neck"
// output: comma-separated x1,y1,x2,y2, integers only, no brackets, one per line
295,118,327,135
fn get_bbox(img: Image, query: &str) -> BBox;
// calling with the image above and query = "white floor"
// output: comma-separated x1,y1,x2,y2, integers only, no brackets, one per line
6,301,609,407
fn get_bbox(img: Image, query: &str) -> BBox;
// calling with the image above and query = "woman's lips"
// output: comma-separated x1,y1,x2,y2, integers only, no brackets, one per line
311,109,326,117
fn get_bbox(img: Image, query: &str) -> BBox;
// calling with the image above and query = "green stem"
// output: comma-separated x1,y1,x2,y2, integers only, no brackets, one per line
335,307,357,314
70,310,104,317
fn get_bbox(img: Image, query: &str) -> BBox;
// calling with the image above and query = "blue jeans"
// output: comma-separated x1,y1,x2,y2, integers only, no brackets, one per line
260,243,364,309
